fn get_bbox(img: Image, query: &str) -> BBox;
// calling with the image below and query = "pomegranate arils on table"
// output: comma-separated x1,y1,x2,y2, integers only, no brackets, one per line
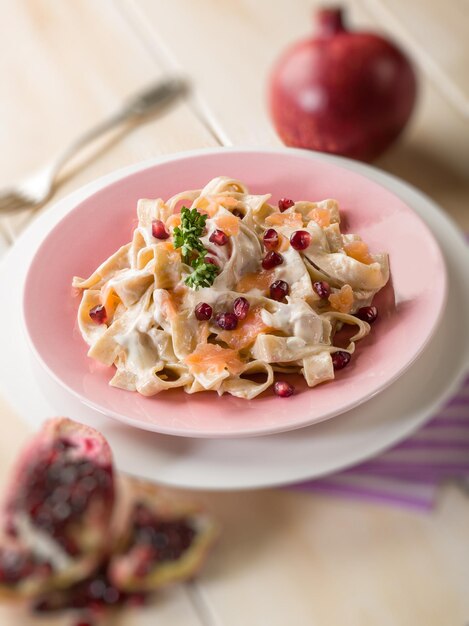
313,281,331,299
195,302,212,321
209,229,228,246
290,230,312,250
270,280,289,302
263,228,279,250
356,305,378,323
274,381,295,397
151,219,170,240
216,312,238,330
89,305,107,324
17,441,113,545
33,566,126,614
332,351,351,370
278,198,294,212
131,503,196,564
0,549,49,585
233,297,250,320
262,250,284,270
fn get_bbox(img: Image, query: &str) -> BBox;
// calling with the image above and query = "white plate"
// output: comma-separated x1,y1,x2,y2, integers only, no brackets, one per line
1,148,468,490
21,149,447,438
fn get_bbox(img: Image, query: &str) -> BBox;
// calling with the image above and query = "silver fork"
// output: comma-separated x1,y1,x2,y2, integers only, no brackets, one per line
0,77,187,214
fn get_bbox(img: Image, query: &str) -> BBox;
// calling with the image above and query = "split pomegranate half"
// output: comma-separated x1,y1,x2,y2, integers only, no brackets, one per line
108,479,217,593
0,418,115,597
0,418,217,620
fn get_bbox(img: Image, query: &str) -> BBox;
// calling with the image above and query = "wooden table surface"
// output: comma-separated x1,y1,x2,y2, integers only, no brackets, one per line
0,1,468,624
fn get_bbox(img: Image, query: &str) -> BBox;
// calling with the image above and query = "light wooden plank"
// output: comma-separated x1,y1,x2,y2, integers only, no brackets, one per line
127,0,469,230
363,0,469,117
357,5,469,232
0,0,218,240
190,488,469,626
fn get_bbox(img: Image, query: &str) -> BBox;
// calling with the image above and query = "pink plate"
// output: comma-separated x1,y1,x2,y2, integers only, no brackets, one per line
23,148,447,438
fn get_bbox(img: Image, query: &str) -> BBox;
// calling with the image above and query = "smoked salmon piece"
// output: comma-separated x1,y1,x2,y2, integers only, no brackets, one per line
219,308,270,350
236,270,273,294
265,212,303,228
308,207,331,228
185,344,244,375
214,195,239,208
329,284,354,313
344,241,373,265
215,213,240,236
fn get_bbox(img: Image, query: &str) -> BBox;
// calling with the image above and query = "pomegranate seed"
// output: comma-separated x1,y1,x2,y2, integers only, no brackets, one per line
127,593,147,607
274,381,295,397
216,312,238,330
103,586,120,605
32,599,53,613
195,302,212,321
313,281,331,299
89,305,107,324
209,229,228,246
270,280,289,301
151,219,170,240
205,256,218,266
262,251,283,270
278,198,295,212
332,351,351,370
263,228,279,250
233,297,250,320
88,579,107,600
290,230,312,251
356,306,378,324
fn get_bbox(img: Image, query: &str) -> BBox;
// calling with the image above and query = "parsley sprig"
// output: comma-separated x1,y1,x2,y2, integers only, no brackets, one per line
185,256,219,289
173,206,219,290
173,207,207,261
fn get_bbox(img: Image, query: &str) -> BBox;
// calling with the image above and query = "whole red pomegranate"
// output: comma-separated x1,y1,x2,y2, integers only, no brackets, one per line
269,7,417,161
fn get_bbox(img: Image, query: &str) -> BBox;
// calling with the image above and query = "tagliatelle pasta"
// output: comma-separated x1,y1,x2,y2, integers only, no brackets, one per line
73,176,389,400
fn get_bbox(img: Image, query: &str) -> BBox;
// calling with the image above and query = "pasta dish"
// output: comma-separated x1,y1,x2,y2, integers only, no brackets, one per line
73,177,389,399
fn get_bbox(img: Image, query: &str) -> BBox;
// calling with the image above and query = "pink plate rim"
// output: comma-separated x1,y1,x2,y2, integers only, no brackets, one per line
22,147,448,438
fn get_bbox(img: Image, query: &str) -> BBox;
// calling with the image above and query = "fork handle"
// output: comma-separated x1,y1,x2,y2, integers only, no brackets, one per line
121,77,188,118
52,77,187,177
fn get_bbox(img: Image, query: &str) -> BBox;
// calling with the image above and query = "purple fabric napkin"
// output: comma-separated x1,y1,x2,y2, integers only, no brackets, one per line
292,374,469,510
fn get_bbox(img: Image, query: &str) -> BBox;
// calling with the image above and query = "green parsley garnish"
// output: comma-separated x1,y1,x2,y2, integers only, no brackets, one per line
172,206,219,290
185,255,219,290
173,207,207,262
